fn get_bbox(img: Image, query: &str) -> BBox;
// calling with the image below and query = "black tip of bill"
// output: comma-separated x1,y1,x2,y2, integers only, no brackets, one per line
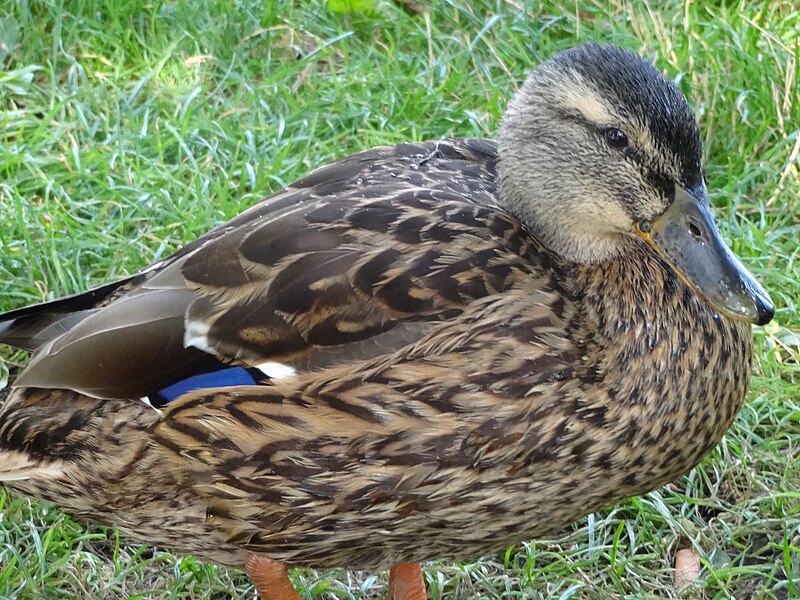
753,288,775,326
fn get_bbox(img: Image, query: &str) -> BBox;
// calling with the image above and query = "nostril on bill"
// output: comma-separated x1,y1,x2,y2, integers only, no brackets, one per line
687,220,703,240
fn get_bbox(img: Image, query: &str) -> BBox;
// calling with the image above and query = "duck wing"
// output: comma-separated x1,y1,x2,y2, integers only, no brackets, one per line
3,139,533,400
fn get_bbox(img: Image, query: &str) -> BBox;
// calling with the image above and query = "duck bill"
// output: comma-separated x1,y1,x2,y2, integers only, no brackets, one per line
636,186,774,326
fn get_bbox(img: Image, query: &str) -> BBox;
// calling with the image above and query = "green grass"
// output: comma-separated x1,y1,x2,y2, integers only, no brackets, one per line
0,0,798,598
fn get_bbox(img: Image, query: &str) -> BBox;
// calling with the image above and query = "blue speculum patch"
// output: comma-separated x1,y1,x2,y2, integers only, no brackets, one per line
156,367,260,403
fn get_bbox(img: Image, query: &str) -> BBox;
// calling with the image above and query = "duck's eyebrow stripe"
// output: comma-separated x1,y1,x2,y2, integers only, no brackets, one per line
555,109,602,130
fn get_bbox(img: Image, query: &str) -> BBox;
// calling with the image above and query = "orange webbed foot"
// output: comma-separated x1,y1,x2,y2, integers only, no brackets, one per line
244,554,301,600
386,562,427,600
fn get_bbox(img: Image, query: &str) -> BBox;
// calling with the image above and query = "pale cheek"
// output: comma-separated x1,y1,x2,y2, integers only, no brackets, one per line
570,197,634,235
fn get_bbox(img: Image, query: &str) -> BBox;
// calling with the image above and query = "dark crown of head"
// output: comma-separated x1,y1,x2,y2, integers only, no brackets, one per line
553,44,704,187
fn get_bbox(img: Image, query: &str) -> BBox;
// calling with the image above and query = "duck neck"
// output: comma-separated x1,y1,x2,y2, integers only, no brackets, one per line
567,241,680,333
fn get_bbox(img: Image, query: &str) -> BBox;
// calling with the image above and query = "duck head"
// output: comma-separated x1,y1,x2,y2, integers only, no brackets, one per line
497,43,773,326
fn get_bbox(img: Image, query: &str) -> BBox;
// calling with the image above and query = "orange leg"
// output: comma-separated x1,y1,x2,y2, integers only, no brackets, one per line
386,562,427,600
244,554,301,600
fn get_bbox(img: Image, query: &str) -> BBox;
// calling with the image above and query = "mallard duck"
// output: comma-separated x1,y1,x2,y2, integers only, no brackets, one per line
0,44,773,600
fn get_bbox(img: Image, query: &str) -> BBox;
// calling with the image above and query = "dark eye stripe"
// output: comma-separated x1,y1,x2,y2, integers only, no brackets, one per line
647,171,675,200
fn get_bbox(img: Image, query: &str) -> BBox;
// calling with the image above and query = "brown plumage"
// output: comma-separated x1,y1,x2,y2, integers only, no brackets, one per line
0,44,772,598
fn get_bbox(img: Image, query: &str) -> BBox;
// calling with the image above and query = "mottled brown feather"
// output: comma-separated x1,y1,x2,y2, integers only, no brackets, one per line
7,140,518,397
0,139,751,571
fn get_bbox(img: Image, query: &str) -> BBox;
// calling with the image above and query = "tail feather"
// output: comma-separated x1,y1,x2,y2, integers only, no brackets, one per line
0,275,138,351
0,310,96,351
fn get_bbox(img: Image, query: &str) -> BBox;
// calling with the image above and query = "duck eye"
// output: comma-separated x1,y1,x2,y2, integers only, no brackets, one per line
604,128,628,149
